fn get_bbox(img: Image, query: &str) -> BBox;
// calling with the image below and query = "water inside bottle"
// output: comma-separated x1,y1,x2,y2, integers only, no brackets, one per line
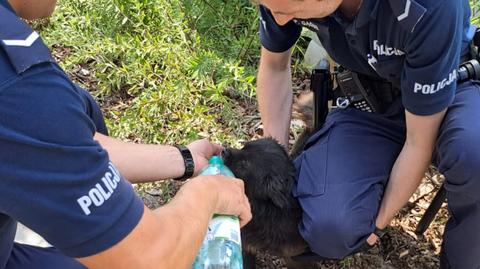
193,239,243,269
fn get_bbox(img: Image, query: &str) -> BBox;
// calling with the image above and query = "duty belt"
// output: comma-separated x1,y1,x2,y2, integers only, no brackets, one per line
333,68,401,114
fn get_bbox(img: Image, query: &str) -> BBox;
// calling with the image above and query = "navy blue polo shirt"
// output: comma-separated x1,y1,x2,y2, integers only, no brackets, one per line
260,0,475,115
0,2,144,267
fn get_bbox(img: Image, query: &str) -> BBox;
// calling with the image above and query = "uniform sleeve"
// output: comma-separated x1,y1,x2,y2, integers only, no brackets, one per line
0,64,144,258
259,5,302,53
401,0,464,115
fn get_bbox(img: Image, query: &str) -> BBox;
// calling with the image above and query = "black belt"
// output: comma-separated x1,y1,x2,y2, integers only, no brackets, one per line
360,73,401,106
333,68,400,114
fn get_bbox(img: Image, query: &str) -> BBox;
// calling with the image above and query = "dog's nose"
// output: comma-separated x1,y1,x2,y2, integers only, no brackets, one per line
221,148,230,161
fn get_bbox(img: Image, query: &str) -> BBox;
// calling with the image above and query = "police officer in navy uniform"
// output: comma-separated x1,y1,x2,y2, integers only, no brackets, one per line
255,0,479,268
0,1,252,268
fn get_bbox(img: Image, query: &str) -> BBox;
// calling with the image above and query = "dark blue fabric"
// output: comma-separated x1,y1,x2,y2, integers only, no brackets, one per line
293,82,480,268
258,7,301,53
5,244,86,269
0,0,13,12
259,0,474,115
433,81,480,269
0,216,16,269
293,100,406,258
76,85,109,136
0,4,144,267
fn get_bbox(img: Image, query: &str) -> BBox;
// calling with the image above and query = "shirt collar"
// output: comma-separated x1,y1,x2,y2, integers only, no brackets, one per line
356,0,379,28
331,0,379,35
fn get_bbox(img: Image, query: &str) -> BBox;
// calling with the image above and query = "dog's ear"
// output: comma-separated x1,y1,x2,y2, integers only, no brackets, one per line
261,170,294,209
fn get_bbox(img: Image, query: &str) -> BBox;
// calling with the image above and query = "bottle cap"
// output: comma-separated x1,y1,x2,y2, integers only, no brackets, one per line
208,156,223,165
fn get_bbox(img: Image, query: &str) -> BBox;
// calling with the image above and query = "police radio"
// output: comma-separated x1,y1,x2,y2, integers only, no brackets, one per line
335,68,383,113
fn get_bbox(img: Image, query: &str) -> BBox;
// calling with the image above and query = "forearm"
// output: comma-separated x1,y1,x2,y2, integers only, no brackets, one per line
150,179,218,268
375,109,446,229
257,73,293,146
257,48,293,146
79,178,219,269
94,133,184,183
375,142,433,228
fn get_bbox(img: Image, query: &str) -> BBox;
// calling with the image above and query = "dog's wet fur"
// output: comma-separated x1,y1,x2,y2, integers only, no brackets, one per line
223,138,307,254
222,92,317,268
222,139,310,268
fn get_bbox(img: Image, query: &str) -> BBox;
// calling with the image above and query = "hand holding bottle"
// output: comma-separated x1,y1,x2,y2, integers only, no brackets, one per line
204,175,251,227
186,139,223,175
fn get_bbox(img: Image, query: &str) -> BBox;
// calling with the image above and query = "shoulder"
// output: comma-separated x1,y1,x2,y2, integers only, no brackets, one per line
0,18,93,145
0,4,55,86
0,64,96,147
0,46,17,87
387,0,451,14
386,0,459,33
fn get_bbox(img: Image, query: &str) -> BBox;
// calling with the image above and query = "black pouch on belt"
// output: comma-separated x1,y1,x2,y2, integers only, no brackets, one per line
336,69,383,113
335,68,401,114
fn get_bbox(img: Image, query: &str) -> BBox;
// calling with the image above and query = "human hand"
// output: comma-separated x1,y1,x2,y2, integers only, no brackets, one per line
187,139,223,175
187,175,252,227
366,224,389,246
349,233,379,256
366,233,379,246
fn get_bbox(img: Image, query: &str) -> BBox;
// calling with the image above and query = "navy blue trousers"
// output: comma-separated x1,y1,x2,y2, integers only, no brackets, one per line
4,87,106,269
5,244,86,269
294,81,480,269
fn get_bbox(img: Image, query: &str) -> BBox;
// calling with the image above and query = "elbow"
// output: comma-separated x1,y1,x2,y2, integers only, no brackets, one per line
260,47,291,72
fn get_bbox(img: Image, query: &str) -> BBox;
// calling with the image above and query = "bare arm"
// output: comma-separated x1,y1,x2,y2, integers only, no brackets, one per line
94,133,222,183
257,47,293,147
367,109,446,244
78,175,252,269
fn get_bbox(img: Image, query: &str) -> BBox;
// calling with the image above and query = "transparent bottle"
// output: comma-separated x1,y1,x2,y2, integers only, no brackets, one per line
192,156,243,269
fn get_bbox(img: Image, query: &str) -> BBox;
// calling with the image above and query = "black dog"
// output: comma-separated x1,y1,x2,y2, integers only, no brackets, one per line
222,138,313,268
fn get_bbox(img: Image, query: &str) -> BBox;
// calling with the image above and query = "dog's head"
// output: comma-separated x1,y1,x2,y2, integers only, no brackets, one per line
222,138,296,209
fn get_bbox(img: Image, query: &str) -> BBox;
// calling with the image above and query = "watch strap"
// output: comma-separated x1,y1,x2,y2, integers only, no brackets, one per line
174,145,195,181
373,226,387,238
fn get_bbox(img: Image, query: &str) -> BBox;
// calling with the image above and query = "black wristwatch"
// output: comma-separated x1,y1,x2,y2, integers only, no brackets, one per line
174,145,195,181
373,226,387,239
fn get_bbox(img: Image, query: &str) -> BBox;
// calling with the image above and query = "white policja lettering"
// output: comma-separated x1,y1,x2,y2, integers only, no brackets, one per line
77,163,123,215
373,40,405,56
413,70,457,95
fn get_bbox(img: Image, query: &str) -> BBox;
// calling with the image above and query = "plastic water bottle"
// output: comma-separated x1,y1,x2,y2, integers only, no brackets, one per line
192,156,243,269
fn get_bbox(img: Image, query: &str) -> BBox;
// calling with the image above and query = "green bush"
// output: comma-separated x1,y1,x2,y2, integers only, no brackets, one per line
40,0,260,146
